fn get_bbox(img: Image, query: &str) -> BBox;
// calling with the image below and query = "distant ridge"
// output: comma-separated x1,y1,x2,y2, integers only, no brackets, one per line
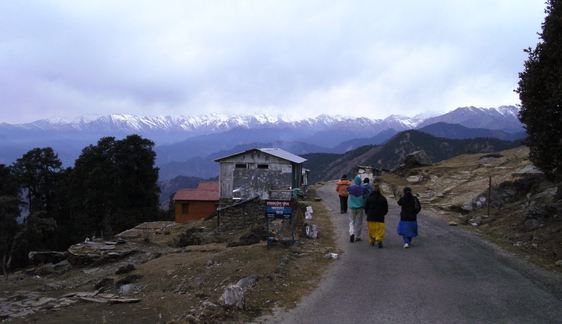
0,106,524,177
418,122,526,141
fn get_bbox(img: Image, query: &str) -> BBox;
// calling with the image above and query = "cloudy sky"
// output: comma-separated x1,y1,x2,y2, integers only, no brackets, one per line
0,1,546,123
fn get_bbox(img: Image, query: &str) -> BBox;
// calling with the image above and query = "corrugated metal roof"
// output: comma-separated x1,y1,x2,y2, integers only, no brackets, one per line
173,181,219,201
214,148,307,164
258,148,307,163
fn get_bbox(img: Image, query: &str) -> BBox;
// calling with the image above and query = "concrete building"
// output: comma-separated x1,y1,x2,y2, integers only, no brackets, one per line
215,148,307,199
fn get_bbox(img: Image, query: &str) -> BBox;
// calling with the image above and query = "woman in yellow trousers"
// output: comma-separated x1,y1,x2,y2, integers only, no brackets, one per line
364,183,388,248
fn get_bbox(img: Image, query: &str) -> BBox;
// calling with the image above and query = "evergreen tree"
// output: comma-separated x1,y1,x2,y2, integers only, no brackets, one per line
517,0,562,180
70,137,117,239
12,147,63,215
112,135,160,232
70,135,160,238
0,165,22,278
10,148,63,254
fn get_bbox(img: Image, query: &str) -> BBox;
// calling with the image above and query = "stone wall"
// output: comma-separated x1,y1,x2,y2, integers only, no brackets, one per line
215,198,305,238
216,198,265,231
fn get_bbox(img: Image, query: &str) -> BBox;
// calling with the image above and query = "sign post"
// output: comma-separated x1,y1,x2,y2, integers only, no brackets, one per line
265,199,295,247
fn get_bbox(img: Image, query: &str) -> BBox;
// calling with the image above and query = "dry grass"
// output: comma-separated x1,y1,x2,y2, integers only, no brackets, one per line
1,188,338,323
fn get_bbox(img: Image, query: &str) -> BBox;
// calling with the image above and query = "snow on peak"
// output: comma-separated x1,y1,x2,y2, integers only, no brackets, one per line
14,105,520,134
494,105,519,117
382,114,422,128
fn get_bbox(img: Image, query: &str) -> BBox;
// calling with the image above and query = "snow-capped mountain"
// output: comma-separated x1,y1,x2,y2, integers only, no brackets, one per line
381,114,424,130
0,105,523,167
416,106,522,131
6,113,396,134
3,106,518,136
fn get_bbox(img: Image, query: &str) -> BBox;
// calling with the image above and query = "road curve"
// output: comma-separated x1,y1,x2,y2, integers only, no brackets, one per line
265,181,562,324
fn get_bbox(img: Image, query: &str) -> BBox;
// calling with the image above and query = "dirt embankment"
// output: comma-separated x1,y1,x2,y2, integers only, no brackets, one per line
0,188,338,323
381,146,562,271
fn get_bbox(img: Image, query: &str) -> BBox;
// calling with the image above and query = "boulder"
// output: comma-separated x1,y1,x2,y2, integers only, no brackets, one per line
513,164,544,177
28,251,67,265
406,175,423,184
469,216,482,227
220,284,245,308
305,223,319,239
236,275,258,290
119,283,141,295
34,260,72,276
67,240,137,266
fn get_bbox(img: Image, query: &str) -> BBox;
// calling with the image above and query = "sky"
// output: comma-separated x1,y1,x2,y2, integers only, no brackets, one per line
0,1,547,123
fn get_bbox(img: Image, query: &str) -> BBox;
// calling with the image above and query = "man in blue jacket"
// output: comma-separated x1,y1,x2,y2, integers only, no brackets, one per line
347,175,367,242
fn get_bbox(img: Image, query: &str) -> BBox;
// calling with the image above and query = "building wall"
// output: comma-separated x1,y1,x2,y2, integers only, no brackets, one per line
292,163,303,189
175,200,217,223
218,151,295,199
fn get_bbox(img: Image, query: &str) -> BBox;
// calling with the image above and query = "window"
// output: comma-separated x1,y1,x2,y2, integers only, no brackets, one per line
235,163,247,169
181,203,190,214
257,164,269,169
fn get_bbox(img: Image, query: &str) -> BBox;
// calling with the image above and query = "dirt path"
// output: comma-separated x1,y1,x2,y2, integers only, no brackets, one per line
265,181,562,323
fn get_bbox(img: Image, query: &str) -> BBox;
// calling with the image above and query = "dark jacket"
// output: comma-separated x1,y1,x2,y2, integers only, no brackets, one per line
364,191,388,222
397,193,421,221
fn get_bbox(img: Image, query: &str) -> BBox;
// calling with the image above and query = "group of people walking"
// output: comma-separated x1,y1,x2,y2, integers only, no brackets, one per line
336,174,421,248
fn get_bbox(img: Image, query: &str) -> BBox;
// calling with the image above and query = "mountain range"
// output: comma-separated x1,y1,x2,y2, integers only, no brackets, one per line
0,106,525,181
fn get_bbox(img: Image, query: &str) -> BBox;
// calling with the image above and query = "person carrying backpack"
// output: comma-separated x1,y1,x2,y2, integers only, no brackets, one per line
397,186,421,248
347,175,367,242
336,174,352,214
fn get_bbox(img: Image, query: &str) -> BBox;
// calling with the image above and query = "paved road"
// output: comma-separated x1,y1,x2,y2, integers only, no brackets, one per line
268,182,562,324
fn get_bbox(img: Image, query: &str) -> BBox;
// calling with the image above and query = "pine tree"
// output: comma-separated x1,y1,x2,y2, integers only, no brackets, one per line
0,165,21,278
517,0,562,180
70,135,160,238
12,147,63,214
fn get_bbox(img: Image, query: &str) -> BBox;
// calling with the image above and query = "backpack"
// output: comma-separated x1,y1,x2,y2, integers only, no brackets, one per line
413,197,421,214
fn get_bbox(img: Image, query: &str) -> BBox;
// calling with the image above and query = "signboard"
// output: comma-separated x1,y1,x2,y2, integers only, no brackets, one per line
265,198,296,246
266,200,293,219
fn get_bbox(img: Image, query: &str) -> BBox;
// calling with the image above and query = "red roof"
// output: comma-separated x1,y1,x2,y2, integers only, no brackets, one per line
197,181,219,191
174,181,219,201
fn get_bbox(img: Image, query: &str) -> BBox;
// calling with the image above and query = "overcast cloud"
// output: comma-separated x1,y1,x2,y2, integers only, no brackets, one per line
0,0,546,123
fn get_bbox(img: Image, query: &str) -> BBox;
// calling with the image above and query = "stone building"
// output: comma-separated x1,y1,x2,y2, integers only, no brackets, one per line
215,148,307,199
